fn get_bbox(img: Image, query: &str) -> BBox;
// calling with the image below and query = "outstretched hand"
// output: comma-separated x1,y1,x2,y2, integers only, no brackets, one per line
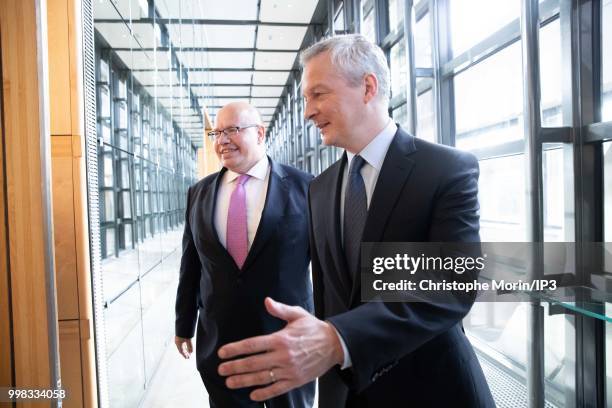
217,297,344,401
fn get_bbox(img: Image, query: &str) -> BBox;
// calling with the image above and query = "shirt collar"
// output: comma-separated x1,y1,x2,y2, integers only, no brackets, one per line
346,119,397,171
225,155,269,184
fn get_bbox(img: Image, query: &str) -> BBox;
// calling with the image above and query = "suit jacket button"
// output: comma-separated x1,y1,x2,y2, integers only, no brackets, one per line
237,278,243,285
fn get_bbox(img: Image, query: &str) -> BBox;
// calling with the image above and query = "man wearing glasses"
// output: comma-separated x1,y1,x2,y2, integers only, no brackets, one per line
174,101,315,407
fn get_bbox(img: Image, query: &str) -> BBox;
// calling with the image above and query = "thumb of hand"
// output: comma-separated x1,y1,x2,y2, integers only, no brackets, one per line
264,297,305,322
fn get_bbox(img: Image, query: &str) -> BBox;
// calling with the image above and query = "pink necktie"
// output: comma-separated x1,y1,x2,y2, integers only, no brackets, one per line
226,174,250,269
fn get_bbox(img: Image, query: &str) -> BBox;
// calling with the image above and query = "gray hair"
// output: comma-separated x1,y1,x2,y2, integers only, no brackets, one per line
299,34,390,103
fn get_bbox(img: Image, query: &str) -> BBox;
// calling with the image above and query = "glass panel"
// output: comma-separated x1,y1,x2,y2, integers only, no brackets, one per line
607,303,612,406
543,306,575,407
416,90,435,143
100,121,111,145
361,0,376,43
122,191,132,219
334,5,345,33
454,42,523,150
478,155,526,242
449,0,521,57
103,149,114,186
464,302,528,377
414,14,432,68
93,0,199,403
603,0,612,121
390,39,407,100
604,141,612,270
105,228,115,258
104,190,115,221
539,19,564,127
105,283,145,408
124,223,132,249
543,145,573,242
99,84,111,118
388,0,405,36
392,103,408,130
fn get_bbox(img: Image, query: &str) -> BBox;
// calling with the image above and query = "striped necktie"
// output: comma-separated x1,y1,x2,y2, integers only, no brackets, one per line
343,155,367,279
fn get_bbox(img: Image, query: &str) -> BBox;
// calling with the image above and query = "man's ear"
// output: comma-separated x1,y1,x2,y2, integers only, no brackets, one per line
363,73,379,103
257,125,266,144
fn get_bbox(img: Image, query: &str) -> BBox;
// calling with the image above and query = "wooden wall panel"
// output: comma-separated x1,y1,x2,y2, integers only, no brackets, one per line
198,135,221,179
48,0,71,135
47,0,97,406
197,147,207,179
0,28,14,391
58,320,84,408
51,135,79,319
0,0,57,401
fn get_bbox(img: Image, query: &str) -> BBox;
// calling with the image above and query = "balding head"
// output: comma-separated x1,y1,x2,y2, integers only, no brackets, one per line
213,101,266,174
216,101,263,128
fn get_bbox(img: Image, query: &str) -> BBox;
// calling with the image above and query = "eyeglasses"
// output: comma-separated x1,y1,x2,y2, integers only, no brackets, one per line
208,124,261,140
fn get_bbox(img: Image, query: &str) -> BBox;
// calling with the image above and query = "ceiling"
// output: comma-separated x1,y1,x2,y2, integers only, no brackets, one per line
93,0,322,148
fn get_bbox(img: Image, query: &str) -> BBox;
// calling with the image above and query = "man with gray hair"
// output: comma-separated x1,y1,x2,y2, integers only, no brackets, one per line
217,35,494,407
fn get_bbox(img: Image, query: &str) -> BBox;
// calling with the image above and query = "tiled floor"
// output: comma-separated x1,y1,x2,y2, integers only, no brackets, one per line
139,336,210,408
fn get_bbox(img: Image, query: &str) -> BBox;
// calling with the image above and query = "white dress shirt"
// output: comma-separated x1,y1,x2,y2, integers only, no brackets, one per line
334,119,397,369
214,156,270,251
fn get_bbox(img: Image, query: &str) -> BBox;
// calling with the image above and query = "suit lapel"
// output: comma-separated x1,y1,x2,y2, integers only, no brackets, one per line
362,130,417,242
199,168,238,268
242,157,288,271
202,169,222,244
349,129,417,304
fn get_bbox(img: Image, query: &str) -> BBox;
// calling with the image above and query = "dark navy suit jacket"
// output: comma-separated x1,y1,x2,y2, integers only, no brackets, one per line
175,157,314,401
309,128,495,407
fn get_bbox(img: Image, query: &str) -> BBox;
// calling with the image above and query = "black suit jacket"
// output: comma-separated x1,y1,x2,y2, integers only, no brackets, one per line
175,157,314,386
309,128,495,407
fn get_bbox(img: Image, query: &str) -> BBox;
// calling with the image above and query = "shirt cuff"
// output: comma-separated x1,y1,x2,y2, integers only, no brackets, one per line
328,322,352,369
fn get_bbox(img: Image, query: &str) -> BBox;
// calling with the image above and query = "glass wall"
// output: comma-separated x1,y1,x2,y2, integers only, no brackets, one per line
93,0,200,406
